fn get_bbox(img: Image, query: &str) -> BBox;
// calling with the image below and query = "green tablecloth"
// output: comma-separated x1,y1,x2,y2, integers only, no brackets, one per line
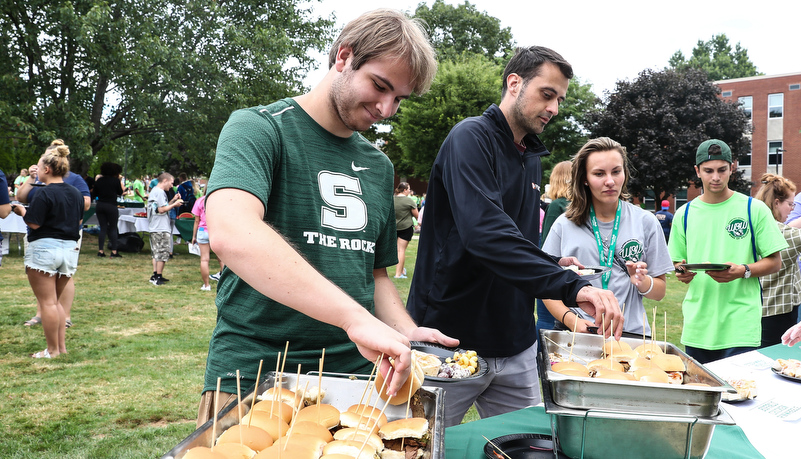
445,406,763,458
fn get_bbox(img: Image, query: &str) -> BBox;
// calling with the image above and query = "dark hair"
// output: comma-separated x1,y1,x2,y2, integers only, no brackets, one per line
502,46,573,98
100,162,121,177
565,137,631,226
178,172,188,181
395,182,410,194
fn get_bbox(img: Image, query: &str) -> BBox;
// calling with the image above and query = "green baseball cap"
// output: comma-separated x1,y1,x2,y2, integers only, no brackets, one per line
696,139,732,166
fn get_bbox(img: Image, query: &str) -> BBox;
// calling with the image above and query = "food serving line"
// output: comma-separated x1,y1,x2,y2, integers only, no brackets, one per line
445,340,801,459
162,335,798,458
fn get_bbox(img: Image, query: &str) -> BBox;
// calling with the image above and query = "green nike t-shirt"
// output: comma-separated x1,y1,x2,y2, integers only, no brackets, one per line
204,99,398,394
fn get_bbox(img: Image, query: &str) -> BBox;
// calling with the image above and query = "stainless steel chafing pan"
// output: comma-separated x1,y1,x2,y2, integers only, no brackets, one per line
539,329,736,417
162,371,444,459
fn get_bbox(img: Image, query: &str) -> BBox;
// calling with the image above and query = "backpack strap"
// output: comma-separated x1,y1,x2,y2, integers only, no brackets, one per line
748,197,758,263
747,196,764,303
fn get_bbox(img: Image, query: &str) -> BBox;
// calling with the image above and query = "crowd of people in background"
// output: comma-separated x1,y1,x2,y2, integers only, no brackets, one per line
1,142,224,358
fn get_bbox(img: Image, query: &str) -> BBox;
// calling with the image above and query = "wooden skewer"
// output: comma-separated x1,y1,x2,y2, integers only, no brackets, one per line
236,370,243,445
280,341,289,377
483,435,512,459
401,360,417,451
651,307,657,349
294,363,301,403
601,312,606,341
283,381,309,452
642,311,647,348
543,335,589,363
357,366,394,457
212,377,221,451
609,320,614,369
568,314,578,362
317,349,326,425
273,352,281,403
275,351,284,435
247,360,264,428
357,355,381,410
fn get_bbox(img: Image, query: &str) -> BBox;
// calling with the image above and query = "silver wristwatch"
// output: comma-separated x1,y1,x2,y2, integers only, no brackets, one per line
742,264,751,279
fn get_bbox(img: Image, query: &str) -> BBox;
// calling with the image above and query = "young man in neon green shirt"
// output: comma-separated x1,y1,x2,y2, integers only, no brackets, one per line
669,139,786,363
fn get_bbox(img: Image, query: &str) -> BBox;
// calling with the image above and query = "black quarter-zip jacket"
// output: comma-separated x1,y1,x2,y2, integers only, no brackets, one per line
407,104,590,357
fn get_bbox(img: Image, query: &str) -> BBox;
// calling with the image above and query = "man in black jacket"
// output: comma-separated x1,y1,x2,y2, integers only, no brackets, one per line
407,46,623,426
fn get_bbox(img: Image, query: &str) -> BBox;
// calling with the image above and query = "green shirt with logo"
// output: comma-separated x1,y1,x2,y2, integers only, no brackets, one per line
203,99,398,394
669,192,787,350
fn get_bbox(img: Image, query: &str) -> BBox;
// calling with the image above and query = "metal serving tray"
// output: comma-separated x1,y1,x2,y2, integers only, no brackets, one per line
539,329,736,417
161,372,444,459
540,366,736,459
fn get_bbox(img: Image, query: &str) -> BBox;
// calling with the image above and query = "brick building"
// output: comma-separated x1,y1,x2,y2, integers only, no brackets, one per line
641,72,801,212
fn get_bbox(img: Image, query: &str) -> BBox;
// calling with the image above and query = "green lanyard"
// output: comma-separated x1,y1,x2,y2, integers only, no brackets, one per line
589,202,621,289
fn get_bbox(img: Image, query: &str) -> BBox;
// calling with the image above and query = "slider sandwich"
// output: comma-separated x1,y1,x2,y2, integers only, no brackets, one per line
378,417,429,459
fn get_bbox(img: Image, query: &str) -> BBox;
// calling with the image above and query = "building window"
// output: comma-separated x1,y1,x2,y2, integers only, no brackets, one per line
676,188,688,208
768,141,783,167
768,93,783,118
738,96,752,121
739,137,752,166
643,190,655,211
790,84,800,91
722,90,732,97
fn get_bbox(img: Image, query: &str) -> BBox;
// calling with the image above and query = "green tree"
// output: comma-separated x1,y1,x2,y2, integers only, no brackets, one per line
668,34,762,81
413,0,514,63
588,68,750,208
0,0,334,175
391,54,502,180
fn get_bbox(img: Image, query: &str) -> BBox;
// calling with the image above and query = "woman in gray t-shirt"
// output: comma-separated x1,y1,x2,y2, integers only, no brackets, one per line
542,138,674,336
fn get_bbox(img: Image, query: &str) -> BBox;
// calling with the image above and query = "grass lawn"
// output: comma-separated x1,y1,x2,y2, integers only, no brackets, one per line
0,233,688,457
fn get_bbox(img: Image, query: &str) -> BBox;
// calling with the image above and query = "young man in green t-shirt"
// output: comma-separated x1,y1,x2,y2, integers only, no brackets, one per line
196,9,458,426
669,139,786,363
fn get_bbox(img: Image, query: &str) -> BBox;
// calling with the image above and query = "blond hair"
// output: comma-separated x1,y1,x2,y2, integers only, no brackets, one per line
41,139,71,177
328,9,437,95
565,137,631,226
546,161,572,200
755,173,797,222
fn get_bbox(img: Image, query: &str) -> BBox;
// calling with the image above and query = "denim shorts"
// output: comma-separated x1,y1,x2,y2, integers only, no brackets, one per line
24,238,79,277
196,227,210,244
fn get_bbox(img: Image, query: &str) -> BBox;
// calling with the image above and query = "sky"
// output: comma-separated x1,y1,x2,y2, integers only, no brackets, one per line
302,0,801,97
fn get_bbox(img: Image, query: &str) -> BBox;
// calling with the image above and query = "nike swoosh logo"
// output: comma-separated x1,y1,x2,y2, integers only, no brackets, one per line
351,162,370,172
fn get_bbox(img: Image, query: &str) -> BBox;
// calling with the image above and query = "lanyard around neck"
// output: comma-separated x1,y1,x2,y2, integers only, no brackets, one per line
589,202,621,289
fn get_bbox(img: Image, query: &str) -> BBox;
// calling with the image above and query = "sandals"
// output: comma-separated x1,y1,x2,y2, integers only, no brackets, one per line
24,317,72,328
31,349,51,359
24,316,42,327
